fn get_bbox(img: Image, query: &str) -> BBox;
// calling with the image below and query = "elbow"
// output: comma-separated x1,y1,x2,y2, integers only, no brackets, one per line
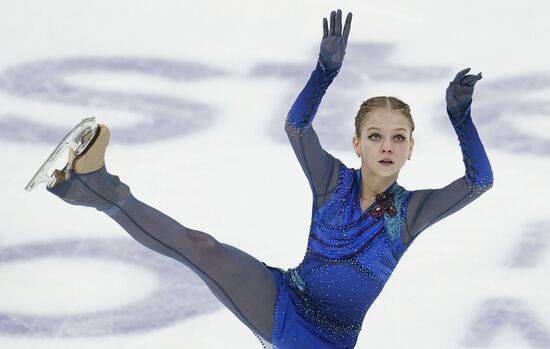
465,172,493,195
483,172,494,189
467,183,492,197
284,120,293,138
473,176,494,195
285,118,306,138
467,166,493,188
284,115,296,132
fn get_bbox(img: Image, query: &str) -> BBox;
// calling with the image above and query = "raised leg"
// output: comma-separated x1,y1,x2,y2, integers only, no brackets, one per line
105,193,278,342
44,124,278,343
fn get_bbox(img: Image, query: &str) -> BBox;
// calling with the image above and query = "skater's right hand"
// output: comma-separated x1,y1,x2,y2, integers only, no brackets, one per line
319,9,353,72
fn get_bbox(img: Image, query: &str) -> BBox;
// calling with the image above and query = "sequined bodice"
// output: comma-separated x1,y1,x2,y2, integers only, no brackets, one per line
287,164,412,345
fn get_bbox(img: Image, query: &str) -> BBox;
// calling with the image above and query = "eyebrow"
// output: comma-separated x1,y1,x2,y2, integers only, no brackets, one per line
367,127,408,132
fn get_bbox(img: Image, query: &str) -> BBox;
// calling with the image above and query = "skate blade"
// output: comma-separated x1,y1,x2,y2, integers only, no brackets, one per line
25,117,99,192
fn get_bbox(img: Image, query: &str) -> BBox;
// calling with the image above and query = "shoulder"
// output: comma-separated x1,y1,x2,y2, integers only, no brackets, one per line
392,182,412,201
333,163,356,190
387,182,413,211
383,183,413,241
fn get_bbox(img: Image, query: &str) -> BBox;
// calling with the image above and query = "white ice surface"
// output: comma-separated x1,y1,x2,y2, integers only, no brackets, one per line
1,0,549,348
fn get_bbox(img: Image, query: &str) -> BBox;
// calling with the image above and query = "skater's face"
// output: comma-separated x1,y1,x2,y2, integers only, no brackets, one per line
352,109,414,178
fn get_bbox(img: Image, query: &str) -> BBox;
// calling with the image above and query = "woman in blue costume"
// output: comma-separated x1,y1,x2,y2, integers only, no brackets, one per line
43,8,493,349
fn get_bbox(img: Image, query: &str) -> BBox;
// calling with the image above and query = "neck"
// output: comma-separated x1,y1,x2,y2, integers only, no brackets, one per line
360,166,398,199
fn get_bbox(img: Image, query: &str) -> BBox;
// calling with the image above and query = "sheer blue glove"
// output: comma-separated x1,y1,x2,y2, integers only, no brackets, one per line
446,68,482,122
319,9,352,72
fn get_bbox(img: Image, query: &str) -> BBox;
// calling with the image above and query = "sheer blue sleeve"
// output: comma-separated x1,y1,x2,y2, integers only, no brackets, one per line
403,105,494,246
285,57,343,212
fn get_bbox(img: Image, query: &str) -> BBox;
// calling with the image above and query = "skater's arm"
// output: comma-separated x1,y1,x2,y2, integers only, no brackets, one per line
403,69,494,246
285,10,352,211
285,58,342,210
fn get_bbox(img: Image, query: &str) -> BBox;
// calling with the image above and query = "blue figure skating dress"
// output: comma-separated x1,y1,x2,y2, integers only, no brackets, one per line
266,58,494,348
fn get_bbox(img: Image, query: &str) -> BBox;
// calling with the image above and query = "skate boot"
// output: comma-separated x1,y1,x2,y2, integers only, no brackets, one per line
26,118,130,211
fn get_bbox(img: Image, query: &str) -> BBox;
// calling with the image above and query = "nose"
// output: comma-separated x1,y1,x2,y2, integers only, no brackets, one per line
381,139,393,153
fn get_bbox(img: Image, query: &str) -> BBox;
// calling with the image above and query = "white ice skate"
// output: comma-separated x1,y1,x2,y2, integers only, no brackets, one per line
25,117,99,192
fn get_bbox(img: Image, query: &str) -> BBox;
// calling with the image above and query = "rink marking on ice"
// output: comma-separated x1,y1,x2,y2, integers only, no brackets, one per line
0,238,221,337
462,220,550,347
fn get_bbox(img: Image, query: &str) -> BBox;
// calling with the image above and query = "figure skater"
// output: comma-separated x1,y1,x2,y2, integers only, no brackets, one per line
30,9,493,349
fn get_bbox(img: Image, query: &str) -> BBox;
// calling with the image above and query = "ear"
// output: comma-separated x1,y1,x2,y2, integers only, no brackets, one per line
408,136,414,159
352,134,361,157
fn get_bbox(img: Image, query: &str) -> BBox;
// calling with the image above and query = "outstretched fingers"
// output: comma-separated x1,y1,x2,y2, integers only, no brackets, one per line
343,12,353,45
453,68,471,83
323,9,353,44
335,9,342,35
462,73,482,87
330,10,336,36
453,68,482,87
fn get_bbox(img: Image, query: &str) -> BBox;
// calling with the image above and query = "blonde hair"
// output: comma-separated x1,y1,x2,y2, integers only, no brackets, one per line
354,96,415,138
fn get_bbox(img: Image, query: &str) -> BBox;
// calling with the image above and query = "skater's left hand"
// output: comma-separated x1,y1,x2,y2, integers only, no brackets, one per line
446,68,482,121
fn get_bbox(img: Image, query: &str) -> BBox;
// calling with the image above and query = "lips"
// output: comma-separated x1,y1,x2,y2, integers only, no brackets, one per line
379,159,393,164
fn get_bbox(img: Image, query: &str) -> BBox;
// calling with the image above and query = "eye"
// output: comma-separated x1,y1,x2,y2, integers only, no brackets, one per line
395,135,406,141
368,133,406,141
